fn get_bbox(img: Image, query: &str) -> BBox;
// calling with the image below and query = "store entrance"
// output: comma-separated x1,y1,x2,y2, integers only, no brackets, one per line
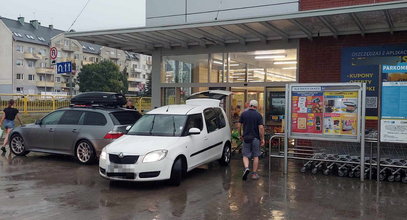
230,87,264,127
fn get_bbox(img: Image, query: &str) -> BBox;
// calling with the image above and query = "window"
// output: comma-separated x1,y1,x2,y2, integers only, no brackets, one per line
133,64,138,69
16,87,23,93
39,75,45,81
27,60,35,67
16,73,24,80
74,54,80,59
39,49,46,55
55,77,61,82
58,110,83,125
16,60,23,66
183,114,203,135
40,62,46,68
16,45,24,52
204,108,218,133
127,114,187,136
82,112,107,126
42,111,65,125
110,111,141,125
28,74,35,81
28,47,34,54
213,108,226,129
64,40,70,46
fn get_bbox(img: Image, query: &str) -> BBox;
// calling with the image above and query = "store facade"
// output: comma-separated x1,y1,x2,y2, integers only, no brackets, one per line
66,0,407,131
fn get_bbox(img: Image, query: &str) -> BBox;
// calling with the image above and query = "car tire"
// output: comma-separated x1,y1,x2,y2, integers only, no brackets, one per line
218,144,231,166
9,133,29,156
75,140,96,165
169,157,183,186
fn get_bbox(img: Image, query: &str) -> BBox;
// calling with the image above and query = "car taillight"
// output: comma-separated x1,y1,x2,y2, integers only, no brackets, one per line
104,131,124,139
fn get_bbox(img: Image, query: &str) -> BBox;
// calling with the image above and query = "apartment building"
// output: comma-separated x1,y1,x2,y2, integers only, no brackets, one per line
0,16,151,95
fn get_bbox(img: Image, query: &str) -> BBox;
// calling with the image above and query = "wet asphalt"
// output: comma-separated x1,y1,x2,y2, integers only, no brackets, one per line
1,151,407,220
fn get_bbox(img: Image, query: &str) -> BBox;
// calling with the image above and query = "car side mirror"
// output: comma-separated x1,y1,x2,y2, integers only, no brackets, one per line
35,119,42,125
126,125,132,131
188,128,201,135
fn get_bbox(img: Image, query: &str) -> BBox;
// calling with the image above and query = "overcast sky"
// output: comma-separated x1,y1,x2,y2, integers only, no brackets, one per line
0,0,146,31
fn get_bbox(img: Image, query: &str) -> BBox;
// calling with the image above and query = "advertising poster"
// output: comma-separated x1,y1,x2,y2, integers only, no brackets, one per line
341,45,407,118
380,77,407,143
323,91,358,136
289,84,361,141
291,91,324,134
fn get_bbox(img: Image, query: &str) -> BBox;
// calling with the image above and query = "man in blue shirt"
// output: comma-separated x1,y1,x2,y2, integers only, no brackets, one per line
238,100,265,180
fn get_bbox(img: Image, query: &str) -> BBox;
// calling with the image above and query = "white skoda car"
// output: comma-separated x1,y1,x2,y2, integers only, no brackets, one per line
99,91,232,185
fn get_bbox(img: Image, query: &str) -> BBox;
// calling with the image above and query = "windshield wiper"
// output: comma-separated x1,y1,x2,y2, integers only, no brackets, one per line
149,116,155,135
172,117,176,136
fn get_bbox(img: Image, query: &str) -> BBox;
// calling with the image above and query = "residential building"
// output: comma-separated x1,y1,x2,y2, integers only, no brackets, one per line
0,16,151,95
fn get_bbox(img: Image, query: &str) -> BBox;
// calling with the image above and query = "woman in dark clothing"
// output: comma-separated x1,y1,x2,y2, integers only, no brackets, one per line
1,100,22,152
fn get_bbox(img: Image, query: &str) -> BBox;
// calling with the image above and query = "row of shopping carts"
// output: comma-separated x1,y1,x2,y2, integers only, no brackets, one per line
299,141,407,183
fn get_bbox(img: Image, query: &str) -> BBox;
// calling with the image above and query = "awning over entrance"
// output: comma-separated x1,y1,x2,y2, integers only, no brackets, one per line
66,1,407,54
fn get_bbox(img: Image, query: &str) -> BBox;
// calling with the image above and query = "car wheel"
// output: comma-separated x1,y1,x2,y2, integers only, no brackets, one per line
169,157,183,186
75,140,96,165
9,134,29,156
218,144,231,166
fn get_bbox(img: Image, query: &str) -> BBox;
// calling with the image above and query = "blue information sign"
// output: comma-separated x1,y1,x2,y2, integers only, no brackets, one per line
57,62,72,74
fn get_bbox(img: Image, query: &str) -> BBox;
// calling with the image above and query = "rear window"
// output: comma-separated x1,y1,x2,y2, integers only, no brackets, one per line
110,111,141,125
83,112,107,126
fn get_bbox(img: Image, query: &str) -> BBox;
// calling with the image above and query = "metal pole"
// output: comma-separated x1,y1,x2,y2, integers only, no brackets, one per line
284,84,289,174
377,65,382,182
360,83,366,181
69,73,73,96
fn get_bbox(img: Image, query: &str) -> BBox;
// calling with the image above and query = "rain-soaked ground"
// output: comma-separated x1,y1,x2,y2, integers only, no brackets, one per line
1,151,406,220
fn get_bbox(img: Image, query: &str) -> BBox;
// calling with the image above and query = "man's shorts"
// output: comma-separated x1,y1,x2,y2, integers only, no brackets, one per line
242,138,261,158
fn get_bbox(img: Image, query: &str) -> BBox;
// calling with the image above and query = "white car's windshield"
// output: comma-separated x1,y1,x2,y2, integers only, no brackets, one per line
127,114,187,136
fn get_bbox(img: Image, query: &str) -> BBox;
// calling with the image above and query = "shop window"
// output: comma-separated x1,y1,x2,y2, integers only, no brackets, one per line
210,53,227,83
162,54,208,83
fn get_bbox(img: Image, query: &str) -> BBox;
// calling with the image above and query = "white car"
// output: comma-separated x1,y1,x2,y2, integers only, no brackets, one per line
99,91,232,185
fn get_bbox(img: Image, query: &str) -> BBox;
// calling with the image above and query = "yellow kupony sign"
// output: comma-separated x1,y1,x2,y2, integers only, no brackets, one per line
324,91,358,98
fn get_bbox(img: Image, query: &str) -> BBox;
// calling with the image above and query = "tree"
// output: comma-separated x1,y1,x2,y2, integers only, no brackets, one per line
145,71,152,96
78,60,128,93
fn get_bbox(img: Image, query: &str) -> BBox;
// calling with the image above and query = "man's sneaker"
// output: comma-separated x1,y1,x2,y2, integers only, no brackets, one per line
251,172,260,180
242,168,250,181
1,146,6,152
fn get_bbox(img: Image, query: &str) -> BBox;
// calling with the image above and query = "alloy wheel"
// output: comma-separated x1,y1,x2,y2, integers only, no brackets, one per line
77,142,93,163
11,136,24,154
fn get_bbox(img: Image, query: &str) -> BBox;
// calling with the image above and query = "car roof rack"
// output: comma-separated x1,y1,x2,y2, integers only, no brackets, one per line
69,104,122,109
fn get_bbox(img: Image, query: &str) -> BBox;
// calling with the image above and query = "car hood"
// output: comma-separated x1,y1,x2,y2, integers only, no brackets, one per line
106,135,185,155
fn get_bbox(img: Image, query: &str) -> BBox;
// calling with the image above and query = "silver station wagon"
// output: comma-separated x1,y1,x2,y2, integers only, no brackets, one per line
9,106,141,164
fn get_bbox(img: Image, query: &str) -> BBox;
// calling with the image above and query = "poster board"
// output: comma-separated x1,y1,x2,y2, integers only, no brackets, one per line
380,63,407,143
287,83,364,142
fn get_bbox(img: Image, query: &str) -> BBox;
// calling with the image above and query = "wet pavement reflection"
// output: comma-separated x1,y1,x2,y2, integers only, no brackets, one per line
1,152,406,219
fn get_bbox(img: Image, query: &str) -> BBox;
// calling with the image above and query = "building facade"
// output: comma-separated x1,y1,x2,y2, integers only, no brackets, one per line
66,0,407,132
0,16,151,95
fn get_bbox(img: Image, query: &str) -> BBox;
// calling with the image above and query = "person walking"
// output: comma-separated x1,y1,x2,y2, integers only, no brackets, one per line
238,100,265,180
1,99,22,152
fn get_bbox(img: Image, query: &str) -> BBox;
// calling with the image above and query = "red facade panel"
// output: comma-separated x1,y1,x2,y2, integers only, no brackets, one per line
300,0,400,11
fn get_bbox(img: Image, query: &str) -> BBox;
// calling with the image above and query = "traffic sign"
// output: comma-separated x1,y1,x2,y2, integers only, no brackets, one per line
57,62,72,74
50,47,58,60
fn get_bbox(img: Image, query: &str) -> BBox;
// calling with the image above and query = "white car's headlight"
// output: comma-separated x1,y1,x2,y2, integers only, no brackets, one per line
143,150,168,163
100,148,107,160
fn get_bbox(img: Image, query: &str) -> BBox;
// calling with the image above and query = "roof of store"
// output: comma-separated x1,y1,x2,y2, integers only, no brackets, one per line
65,1,407,54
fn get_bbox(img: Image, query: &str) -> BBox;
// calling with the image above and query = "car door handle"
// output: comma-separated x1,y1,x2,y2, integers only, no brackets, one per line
203,137,208,140
49,128,55,132
72,129,78,133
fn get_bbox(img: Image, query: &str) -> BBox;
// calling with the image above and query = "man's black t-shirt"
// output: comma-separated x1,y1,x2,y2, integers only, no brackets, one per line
4,107,19,120
239,109,263,140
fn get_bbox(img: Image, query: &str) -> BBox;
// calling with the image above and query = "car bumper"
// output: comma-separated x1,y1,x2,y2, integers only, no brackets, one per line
99,156,172,182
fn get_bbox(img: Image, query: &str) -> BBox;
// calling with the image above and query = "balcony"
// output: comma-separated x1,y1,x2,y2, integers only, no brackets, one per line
82,60,94,65
127,77,143,82
128,87,138,92
36,67,54,75
24,53,42,60
54,82,67,88
36,81,55,87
